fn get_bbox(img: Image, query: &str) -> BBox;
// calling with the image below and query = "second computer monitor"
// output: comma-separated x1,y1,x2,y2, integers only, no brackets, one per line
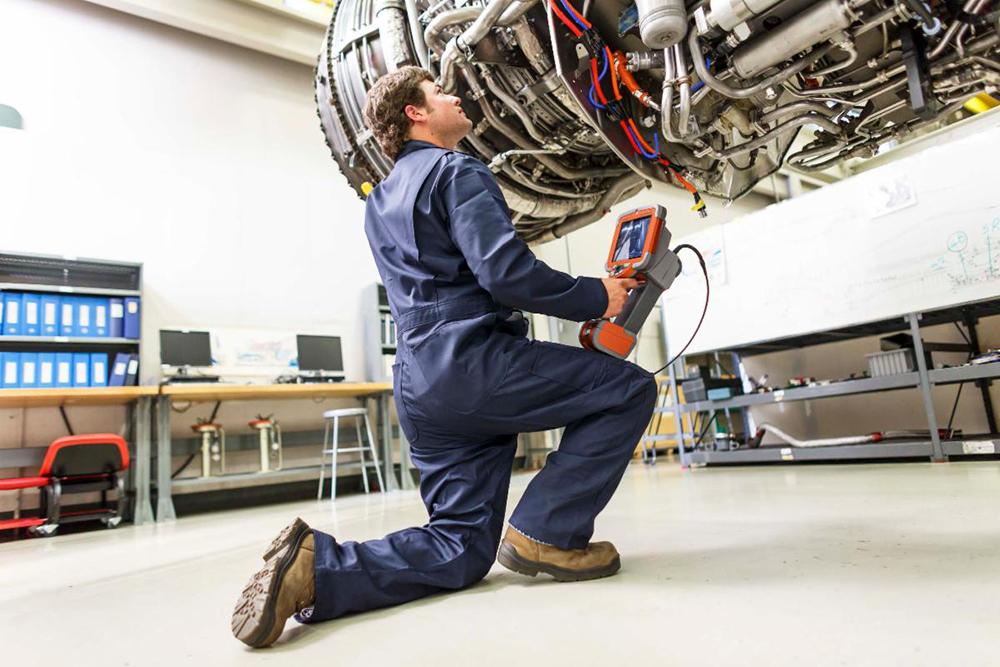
160,330,213,367
297,335,344,374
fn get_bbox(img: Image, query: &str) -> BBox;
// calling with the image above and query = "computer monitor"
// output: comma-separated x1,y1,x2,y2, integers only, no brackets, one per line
297,335,344,373
159,330,213,367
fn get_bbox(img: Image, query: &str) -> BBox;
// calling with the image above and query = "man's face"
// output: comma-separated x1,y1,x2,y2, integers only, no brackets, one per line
408,80,473,145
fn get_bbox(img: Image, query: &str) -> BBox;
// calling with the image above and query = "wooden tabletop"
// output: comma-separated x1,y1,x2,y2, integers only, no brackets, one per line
0,386,160,408
158,382,393,402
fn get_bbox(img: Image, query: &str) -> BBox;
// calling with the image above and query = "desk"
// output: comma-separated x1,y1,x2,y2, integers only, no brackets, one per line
0,387,160,525
154,382,407,521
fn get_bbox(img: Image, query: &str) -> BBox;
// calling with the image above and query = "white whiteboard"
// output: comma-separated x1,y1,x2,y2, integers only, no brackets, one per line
663,125,1000,354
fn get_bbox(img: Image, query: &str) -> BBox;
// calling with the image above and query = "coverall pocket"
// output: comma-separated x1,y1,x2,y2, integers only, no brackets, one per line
391,362,421,444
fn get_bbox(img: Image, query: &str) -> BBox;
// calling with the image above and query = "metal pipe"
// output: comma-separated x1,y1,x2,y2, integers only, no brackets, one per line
509,18,591,123
535,174,649,242
706,114,842,159
674,44,693,138
689,30,835,99
462,69,628,180
787,138,849,167
853,3,902,36
730,0,854,78
404,0,430,69
438,0,517,91
954,0,991,55
375,0,413,72
424,7,481,54
856,98,909,131
757,101,837,124
479,69,550,144
661,48,683,142
810,40,858,77
929,0,980,57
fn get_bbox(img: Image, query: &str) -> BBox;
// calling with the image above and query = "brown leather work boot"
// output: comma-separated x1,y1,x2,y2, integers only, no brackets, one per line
232,529,316,648
261,517,310,562
497,527,621,582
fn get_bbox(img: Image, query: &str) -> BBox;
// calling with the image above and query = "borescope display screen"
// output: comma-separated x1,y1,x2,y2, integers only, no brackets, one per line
612,217,650,262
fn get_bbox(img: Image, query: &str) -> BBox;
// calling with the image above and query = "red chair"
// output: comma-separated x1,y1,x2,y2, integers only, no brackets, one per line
0,434,130,537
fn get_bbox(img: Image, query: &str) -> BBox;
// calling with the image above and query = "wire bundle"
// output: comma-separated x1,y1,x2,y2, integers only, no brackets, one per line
547,0,707,217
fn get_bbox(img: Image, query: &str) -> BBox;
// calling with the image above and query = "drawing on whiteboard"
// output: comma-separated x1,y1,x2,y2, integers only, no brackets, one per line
933,221,1000,289
866,174,918,218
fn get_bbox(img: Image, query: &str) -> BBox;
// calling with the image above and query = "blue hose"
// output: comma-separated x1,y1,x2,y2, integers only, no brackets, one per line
558,0,590,32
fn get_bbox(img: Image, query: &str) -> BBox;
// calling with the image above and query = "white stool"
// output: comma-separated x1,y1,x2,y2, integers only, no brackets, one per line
317,407,385,500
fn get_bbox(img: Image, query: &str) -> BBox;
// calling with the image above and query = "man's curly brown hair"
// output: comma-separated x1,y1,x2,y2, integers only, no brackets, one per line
363,66,434,161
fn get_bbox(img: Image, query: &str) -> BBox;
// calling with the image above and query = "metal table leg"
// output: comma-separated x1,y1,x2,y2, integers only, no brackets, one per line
909,313,946,462
132,396,155,525
156,394,177,521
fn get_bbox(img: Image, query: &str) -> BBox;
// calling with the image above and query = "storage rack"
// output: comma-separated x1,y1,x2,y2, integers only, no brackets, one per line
363,283,396,382
0,251,150,522
0,251,142,358
651,298,1000,466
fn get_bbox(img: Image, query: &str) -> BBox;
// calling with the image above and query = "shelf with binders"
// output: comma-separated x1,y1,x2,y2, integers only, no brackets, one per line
0,253,143,389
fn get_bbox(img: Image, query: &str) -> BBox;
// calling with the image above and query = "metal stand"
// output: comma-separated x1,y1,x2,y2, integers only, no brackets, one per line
132,396,155,525
658,300,1000,466
156,395,177,521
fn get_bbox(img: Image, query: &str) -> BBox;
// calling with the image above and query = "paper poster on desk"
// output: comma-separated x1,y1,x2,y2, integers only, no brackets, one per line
210,328,297,370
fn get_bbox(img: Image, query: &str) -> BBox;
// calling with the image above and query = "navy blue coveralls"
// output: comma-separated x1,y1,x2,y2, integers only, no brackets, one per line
307,140,657,621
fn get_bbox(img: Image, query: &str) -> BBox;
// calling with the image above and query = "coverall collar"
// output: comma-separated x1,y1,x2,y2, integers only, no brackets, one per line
398,139,449,159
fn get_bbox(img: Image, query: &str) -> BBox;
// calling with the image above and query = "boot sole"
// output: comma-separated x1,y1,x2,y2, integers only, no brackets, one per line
232,524,311,648
261,517,309,562
497,543,621,582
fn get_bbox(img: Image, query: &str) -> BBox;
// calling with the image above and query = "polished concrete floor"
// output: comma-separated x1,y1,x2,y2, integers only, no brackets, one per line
3,460,999,665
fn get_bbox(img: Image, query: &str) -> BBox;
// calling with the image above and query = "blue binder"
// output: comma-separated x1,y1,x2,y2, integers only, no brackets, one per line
55,353,73,388
22,293,40,336
60,297,75,337
3,293,22,336
90,353,109,387
124,297,141,339
0,291,4,331
20,352,39,388
1,353,21,389
73,353,91,387
93,298,109,337
109,298,125,338
76,298,93,337
37,353,56,388
108,352,130,387
40,295,60,336
125,353,139,386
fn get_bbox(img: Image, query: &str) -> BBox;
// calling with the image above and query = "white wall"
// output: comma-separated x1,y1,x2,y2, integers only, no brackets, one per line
0,0,375,387
0,0,382,489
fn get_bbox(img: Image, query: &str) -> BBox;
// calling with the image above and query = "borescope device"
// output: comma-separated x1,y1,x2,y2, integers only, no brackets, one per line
579,205,683,359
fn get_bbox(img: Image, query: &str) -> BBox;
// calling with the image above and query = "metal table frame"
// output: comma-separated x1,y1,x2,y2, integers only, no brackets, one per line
650,299,1000,466
152,383,411,521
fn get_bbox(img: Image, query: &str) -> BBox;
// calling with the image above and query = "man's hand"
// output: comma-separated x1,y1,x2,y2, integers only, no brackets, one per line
601,277,639,319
